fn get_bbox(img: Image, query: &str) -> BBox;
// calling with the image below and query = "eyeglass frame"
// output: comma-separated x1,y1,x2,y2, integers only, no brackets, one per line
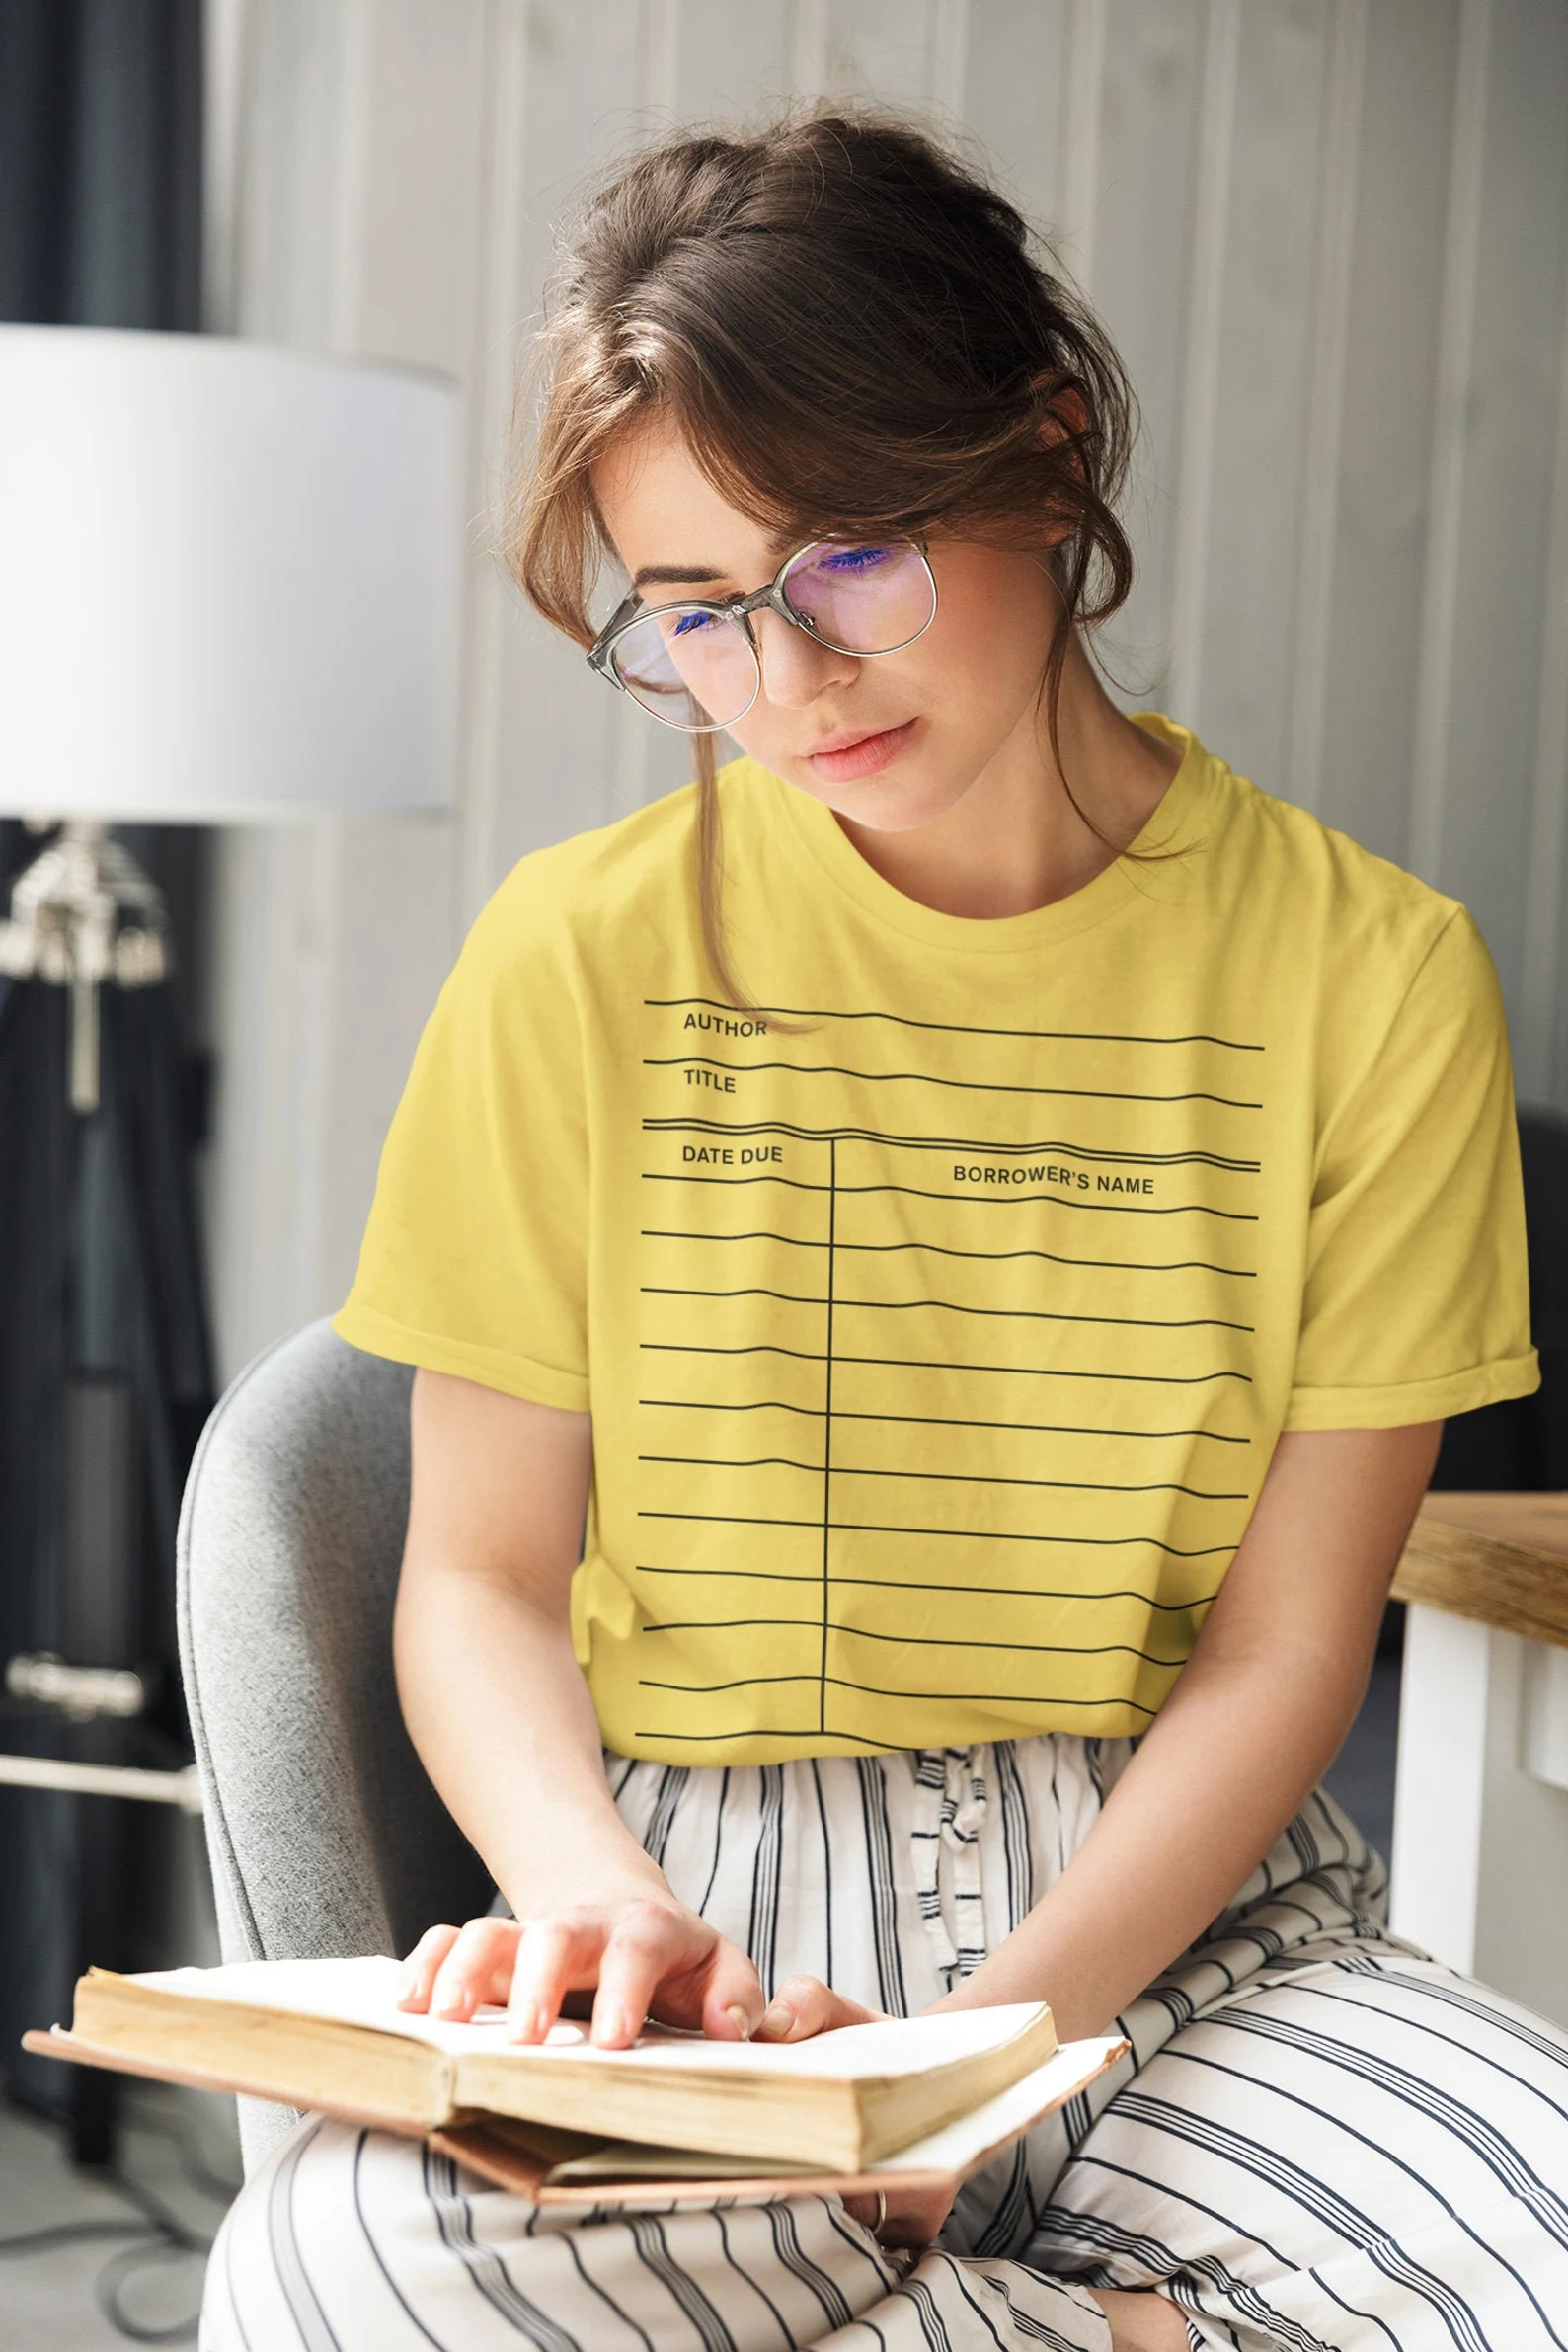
585,535,938,734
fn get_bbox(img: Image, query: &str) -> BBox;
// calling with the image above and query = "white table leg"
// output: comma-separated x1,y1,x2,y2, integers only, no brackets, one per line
1390,1601,1568,2030
1389,1602,1490,1975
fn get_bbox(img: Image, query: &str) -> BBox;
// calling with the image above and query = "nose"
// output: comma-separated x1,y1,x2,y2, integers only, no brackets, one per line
753,608,858,710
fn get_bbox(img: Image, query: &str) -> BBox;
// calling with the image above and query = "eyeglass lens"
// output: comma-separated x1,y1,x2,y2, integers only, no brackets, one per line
608,540,935,731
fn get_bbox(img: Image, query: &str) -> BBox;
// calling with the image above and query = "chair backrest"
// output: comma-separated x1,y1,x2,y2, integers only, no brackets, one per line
177,1318,492,2163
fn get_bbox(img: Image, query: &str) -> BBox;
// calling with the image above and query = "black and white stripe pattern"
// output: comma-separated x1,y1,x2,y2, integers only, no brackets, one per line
203,1736,1568,2350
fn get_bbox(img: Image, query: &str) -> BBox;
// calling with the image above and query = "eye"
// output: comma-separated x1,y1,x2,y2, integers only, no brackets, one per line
819,545,894,574
670,610,716,637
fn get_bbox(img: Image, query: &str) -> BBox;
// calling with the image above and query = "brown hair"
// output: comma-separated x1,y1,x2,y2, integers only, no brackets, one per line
506,104,1139,1005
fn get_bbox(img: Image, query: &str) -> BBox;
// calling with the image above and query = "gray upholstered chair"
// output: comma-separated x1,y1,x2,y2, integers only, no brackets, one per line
176,1317,492,2168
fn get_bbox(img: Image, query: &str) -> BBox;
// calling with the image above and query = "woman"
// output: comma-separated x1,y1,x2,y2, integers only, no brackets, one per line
204,110,1562,2352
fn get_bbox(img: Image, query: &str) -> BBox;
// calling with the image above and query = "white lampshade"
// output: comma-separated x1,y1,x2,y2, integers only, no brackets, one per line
0,326,462,823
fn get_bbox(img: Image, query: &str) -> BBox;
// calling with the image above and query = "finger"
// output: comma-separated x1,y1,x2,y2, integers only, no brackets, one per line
591,1904,693,2048
398,1924,459,2011
755,1974,838,2041
840,2189,942,2250
508,1915,604,2043
879,2188,956,2251
696,1943,767,2041
882,2214,946,2249
430,1918,520,2021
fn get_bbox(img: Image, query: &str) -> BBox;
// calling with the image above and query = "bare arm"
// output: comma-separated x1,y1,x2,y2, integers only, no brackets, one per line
933,1420,1442,2037
394,1368,618,1899
392,1368,766,2046
771,1422,1440,2262
765,1422,1440,2049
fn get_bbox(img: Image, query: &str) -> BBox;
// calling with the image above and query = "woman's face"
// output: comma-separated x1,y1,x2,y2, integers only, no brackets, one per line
591,418,1060,835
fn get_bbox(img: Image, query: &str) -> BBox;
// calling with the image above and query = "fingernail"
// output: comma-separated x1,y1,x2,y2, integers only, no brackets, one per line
434,1987,464,2018
758,1999,793,2039
396,1971,417,2004
594,2011,632,2046
724,2005,751,2042
509,2007,544,2042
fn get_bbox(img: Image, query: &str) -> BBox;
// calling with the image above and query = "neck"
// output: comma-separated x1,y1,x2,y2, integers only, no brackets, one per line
833,632,1182,919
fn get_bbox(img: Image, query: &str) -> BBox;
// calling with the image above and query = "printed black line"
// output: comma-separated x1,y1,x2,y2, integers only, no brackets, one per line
820,1136,836,1736
643,1451,825,1473
641,1282,1254,1334
646,995,1263,1053
641,1342,828,1366
632,1725,893,1748
642,1171,1260,1220
835,1465,1246,1500
635,1563,1224,1609
642,1225,830,1246
645,1117,1259,1173
640,1342,1252,1385
638,1398,1252,1444
640,1227,1257,1278
637,1453,1246,1501
646,1054,1261,1112
637,1510,1234,1554
645,1283,826,1307
644,1169,833,1194
640,1671,1162,1714
642,1618,1192,1667
639,1671,832,1692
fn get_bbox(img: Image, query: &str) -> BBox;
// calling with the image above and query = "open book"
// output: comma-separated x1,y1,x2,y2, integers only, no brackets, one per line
26,1957,1128,2205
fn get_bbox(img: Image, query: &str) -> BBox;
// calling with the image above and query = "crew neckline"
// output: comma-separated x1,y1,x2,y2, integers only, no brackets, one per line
752,710,1216,957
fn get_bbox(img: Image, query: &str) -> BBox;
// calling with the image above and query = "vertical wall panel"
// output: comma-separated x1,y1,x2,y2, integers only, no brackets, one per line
816,1,944,104
670,0,793,115
1161,0,1240,730
1407,0,1490,891
960,1,1072,234
1317,0,1459,865
1081,0,1207,711
477,0,649,890
1427,0,1568,1017
1189,0,1336,794
1283,0,1365,819
1522,260,1568,1108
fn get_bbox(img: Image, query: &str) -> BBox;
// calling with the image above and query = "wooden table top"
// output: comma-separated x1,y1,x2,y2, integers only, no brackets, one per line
1393,1492,1568,1648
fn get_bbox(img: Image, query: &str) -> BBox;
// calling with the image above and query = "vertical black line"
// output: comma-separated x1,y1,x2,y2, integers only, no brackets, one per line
819,1136,836,1733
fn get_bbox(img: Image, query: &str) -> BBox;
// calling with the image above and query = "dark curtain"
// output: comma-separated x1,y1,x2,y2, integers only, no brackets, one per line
1432,1111,1568,1489
0,0,209,2154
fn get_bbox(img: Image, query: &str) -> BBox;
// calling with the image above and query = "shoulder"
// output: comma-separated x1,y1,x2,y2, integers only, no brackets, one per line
456,780,702,987
1166,743,1509,1116
1195,749,1484,1003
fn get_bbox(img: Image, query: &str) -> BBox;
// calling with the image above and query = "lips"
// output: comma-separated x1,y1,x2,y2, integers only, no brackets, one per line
804,718,918,783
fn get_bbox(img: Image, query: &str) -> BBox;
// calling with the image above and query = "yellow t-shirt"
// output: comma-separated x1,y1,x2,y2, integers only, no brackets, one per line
337,715,1537,1763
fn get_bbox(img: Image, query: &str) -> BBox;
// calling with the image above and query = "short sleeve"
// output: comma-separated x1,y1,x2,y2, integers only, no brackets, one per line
333,859,589,1412
1283,906,1539,1431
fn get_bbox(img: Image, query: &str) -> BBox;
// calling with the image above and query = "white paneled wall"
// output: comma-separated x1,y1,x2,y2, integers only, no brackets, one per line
201,0,1568,1381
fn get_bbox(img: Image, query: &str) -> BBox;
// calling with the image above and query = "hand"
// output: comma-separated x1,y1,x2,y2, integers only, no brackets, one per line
753,1973,886,2042
841,2179,959,2253
399,1892,766,2049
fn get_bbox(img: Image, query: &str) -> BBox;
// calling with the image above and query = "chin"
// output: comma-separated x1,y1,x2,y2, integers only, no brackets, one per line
822,768,974,836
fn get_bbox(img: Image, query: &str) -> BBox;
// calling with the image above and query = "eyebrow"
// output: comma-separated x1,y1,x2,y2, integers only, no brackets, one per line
630,531,799,594
630,563,729,589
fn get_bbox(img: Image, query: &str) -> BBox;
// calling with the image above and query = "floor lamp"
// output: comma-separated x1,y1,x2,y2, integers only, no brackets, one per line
0,326,461,2157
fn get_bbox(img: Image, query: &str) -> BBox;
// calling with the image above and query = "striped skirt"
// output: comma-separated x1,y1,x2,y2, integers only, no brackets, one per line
201,1736,1568,2350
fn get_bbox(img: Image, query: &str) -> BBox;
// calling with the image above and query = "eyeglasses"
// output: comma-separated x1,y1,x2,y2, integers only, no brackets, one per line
586,537,938,733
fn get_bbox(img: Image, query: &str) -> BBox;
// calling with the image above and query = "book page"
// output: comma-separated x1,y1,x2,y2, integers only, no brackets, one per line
528,2036,1128,2201
875,2039,1124,2173
130,1958,1047,2079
